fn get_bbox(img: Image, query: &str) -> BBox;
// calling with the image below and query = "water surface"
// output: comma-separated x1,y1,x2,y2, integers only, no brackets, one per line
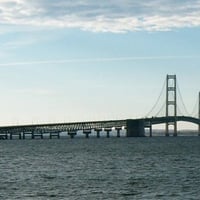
0,137,199,199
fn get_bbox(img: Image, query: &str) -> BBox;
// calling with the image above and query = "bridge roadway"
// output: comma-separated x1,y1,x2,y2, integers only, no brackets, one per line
0,116,199,139
147,116,200,125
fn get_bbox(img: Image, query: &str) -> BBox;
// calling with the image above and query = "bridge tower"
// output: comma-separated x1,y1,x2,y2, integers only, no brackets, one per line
166,75,177,136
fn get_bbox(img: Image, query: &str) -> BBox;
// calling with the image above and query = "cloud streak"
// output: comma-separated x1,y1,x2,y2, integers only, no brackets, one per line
0,55,200,66
0,0,200,32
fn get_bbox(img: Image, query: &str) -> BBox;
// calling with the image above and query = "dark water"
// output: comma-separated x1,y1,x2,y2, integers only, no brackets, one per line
0,137,200,200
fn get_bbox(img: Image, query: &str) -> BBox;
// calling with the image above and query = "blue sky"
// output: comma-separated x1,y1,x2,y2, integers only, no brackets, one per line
0,0,200,129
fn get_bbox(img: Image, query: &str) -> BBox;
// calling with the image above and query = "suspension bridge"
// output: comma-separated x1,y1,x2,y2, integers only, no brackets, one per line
0,74,200,139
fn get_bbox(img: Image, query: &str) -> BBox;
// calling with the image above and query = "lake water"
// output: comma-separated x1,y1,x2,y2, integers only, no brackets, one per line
0,136,200,199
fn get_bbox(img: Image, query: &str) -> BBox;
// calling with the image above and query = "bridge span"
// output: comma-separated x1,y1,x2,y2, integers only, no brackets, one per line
0,75,200,140
0,116,199,139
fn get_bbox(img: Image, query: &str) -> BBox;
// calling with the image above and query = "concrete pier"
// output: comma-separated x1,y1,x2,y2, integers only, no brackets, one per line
83,130,91,138
50,132,60,139
10,132,22,140
145,122,152,137
22,131,34,139
105,128,112,138
68,130,77,139
198,123,200,136
126,119,145,137
149,125,152,137
115,127,121,137
95,129,101,138
33,131,43,139
165,132,170,137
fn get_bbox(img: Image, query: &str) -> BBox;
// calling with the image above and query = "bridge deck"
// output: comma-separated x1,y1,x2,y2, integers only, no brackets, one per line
0,116,199,139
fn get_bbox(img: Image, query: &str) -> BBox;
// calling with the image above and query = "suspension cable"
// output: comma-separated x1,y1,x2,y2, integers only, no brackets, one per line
145,79,166,117
176,80,190,116
191,96,198,117
155,102,166,117
177,106,184,116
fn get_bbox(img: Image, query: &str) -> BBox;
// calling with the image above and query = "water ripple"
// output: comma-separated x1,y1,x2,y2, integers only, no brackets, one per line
0,137,199,199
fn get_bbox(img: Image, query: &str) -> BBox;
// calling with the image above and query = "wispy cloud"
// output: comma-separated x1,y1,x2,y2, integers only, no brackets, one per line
0,55,199,66
0,0,200,32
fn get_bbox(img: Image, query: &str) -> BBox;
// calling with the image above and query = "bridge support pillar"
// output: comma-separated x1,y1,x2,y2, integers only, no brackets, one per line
173,129,178,137
22,131,34,139
50,132,60,139
149,125,152,137
126,120,145,137
146,122,152,137
198,122,200,136
95,129,101,138
83,130,91,138
10,133,22,140
68,131,77,139
33,131,43,139
105,129,112,138
115,128,121,137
